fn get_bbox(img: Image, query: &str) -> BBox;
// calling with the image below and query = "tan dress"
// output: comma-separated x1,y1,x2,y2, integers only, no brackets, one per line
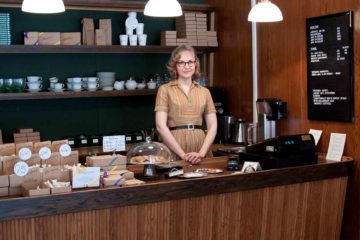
154,80,216,160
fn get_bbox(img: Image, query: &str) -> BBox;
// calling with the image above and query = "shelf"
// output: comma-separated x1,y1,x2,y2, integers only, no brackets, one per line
0,89,158,100
0,0,215,13
0,45,216,54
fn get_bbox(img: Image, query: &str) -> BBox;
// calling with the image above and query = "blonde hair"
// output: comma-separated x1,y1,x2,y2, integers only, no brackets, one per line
166,45,201,81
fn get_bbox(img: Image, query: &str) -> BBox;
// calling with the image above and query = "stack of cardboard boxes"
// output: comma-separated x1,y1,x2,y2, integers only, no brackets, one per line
13,128,40,144
161,12,218,47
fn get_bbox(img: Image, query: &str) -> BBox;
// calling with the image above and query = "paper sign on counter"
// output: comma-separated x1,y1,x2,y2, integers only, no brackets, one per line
326,133,346,161
72,166,100,189
102,135,125,152
309,129,322,145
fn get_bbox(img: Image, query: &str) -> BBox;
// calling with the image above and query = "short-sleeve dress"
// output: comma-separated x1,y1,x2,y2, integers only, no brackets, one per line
154,80,216,160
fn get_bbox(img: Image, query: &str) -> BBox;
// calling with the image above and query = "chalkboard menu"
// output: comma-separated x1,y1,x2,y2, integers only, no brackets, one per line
306,11,354,122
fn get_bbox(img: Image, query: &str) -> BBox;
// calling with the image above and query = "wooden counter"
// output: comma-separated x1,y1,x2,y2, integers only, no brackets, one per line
0,156,352,240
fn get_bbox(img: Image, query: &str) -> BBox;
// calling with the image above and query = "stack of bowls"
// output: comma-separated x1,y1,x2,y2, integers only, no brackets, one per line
97,72,115,91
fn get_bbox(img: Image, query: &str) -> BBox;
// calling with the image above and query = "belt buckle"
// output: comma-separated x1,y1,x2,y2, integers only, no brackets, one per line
187,123,195,131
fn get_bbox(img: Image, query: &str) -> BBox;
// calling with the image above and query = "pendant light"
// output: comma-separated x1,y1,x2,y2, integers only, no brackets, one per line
144,0,183,17
248,0,283,22
22,0,65,14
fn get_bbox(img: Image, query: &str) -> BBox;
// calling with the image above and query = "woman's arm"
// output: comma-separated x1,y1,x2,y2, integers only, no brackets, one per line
155,111,186,160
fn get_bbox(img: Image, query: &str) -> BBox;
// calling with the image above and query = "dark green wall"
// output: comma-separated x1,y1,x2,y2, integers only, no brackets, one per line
0,0,203,142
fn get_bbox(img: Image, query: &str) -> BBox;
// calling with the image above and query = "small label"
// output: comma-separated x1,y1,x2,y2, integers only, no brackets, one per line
14,161,29,177
126,136,132,141
136,136,142,141
18,147,32,161
59,144,72,157
81,139,87,144
39,147,52,160
69,140,75,145
93,139,99,144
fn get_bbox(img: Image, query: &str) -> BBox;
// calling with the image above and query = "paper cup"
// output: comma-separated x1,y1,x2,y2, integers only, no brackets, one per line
119,34,128,46
138,34,147,46
136,23,144,35
129,35,137,46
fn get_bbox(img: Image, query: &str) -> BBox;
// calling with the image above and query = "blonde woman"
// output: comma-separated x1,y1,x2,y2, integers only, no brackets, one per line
155,45,217,164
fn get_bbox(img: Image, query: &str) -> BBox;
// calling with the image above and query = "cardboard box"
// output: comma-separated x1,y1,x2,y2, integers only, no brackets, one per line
24,32,39,45
0,187,8,197
15,142,33,155
39,32,61,45
0,157,3,174
50,185,71,194
2,156,19,175
0,143,15,156
13,133,27,138
27,137,41,143
0,175,9,187
9,166,41,187
51,139,68,152
124,178,145,186
61,32,81,45
95,29,106,46
100,170,134,180
42,152,61,167
87,154,126,167
21,182,50,197
26,154,41,167
61,151,79,166
100,165,127,171
82,18,95,46
99,19,112,45
27,132,40,137
14,137,28,144
19,128,33,133
101,175,125,187
8,187,21,196
34,141,51,154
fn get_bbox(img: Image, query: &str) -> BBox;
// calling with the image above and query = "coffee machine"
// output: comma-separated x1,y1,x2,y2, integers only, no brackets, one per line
209,87,228,143
256,98,286,142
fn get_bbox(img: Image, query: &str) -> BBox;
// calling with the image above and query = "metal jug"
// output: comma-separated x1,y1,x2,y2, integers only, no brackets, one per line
232,118,246,144
247,123,258,145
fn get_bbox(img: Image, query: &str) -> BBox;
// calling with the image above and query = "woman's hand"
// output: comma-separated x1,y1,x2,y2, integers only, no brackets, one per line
184,152,204,164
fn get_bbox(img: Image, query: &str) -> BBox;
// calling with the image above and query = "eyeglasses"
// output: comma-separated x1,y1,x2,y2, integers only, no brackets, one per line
176,60,196,68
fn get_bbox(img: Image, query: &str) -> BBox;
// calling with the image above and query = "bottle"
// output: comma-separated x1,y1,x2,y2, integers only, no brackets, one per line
227,155,239,171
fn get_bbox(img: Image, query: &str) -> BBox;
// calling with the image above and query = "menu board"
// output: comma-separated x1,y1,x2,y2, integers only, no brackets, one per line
306,11,354,122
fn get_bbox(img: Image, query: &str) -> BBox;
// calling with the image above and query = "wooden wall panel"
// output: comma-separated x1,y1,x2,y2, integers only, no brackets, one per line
0,177,347,240
207,0,360,238
206,0,253,121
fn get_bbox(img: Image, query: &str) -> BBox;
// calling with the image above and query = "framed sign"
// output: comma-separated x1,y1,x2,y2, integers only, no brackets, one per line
306,11,354,122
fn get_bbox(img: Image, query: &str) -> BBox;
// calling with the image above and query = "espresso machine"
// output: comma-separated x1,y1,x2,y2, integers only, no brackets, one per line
256,98,286,142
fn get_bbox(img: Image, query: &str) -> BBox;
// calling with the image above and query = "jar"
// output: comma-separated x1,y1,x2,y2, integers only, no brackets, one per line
227,155,239,171
66,136,76,148
89,135,101,146
76,135,89,147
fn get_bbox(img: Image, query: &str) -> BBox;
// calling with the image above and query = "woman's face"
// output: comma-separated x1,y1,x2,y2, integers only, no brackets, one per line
176,50,196,80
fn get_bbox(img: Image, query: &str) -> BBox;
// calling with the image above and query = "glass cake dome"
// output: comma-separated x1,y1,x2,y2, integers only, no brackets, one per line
127,137,172,165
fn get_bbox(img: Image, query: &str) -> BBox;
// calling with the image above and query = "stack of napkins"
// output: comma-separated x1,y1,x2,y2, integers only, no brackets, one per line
0,13,10,45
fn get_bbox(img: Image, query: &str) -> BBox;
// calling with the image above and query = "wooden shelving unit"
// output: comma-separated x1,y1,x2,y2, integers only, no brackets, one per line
0,89,158,100
0,45,215,54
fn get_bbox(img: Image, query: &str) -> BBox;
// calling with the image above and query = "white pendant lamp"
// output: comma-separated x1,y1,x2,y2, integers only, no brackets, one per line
248,0,283,22
144,0,183,17
22,0,65,14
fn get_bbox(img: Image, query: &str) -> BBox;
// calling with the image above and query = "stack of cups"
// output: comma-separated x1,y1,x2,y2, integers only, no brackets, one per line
136,23,147,46
120,12,147,46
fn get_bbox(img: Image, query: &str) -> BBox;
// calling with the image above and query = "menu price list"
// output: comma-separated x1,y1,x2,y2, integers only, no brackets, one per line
306,11,354,122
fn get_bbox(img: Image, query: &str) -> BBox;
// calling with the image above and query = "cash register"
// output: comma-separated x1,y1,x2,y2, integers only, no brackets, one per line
239,134,318,170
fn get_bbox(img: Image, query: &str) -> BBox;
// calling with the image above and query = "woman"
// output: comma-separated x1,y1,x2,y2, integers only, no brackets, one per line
155,45,217,164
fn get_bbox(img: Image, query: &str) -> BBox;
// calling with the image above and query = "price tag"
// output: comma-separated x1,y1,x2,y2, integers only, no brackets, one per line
59,144,71,157
39,147,52,160
14,161,29,177
102,135,126,152
18,147,32,161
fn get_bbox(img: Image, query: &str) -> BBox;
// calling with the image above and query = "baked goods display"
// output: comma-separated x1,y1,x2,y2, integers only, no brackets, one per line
130,155,168,164
127,137,172,165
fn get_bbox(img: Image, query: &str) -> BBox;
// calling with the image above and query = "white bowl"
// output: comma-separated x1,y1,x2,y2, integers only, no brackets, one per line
97,72,116,78
137,83,146,89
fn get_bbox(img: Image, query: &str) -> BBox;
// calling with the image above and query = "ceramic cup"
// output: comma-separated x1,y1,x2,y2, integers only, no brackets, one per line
27,76,42,83
129,35,137,46
138,34,147,46
87,82,99,89
147,81,157,89
54,83,64,90
87,77,98,83
136,23,144,35
72,83,82,91
120,34,128,46
67,82,72,90
27,82,42,90
67,78,73,83
126,28,133,35
72,77,82,83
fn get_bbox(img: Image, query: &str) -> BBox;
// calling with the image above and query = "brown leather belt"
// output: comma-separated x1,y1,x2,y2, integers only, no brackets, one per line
169,124,202,131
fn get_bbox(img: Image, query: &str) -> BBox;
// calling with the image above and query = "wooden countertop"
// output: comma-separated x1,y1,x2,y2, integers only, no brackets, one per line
0,155,353,222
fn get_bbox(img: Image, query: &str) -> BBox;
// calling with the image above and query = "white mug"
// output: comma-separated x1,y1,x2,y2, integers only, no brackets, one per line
72,82,82,91
67,78,73,83
27,82,42,90
54,83,64,90
72,77,82,83
27,76,42,83
129,35,137,46
87,77,98,83
67,82,72,90
136,23,144,35
87,83,99,89
138,34,147,46
119,34,128,46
